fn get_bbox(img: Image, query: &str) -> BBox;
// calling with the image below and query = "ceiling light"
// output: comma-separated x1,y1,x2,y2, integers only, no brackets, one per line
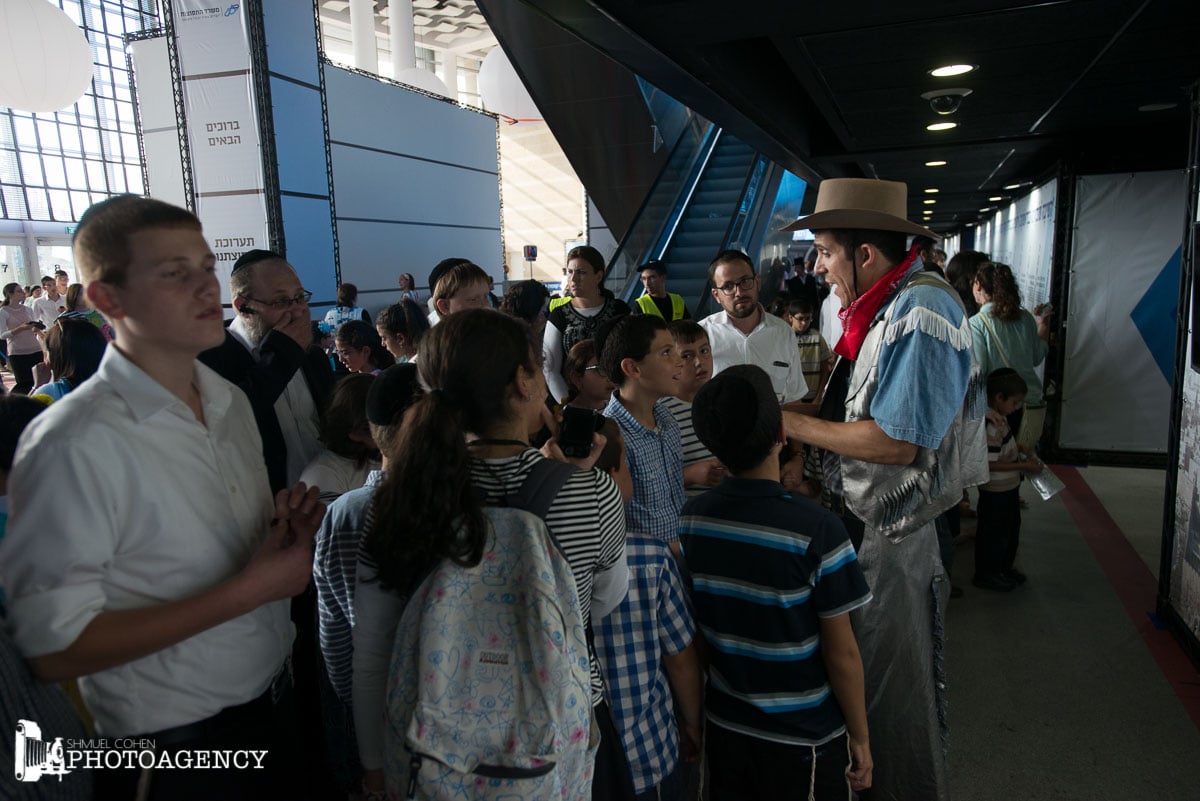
930,64,976,78
926,122,957,131
925,160,947,167
988,196,1002,202
1003,182,1027,190
924,188,939,194
1138,102,1178,112
923,199,936,205
979,207,993,212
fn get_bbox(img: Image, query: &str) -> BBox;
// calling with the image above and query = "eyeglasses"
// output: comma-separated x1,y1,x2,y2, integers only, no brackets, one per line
715,276,756,295
583,365,601,372
243,289,313,309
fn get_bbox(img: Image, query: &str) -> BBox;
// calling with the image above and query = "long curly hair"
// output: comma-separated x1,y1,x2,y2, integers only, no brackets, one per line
362,309,538,592
975,262,1022,321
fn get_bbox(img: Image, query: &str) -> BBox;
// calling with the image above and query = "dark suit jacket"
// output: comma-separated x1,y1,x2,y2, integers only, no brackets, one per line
200,329,335,494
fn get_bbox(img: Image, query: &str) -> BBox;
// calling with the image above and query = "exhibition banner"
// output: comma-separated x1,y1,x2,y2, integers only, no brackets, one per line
171,0,270,301
974,178,1056,309
1060,170,1184,452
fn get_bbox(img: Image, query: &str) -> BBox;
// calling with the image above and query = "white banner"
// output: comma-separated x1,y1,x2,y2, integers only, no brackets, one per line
171,0,270,305
128,37,188,209
1060,170,1185,452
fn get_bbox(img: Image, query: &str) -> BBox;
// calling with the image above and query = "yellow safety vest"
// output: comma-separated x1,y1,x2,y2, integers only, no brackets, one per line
634,292,686,320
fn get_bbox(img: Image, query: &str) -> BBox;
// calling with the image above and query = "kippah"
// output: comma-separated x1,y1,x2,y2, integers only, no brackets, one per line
366,362,422,426
231,248,284,275
427,257,472,296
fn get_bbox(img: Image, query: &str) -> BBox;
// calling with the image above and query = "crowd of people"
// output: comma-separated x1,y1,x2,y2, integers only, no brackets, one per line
0,177,1055,801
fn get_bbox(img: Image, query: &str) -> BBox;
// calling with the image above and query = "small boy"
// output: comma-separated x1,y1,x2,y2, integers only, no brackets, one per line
680,364,873,800
786,298,832,403
0,196,322,800
592,420,703,801
313,362,422,797
663,320,725,494
596,314,687,552
974,367,1043,592
428,258,491,322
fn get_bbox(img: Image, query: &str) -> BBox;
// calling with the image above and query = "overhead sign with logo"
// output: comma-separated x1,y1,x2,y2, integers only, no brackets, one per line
169,0,270,303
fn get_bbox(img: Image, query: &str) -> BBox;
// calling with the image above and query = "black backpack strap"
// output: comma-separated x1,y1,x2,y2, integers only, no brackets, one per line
505,457,578,519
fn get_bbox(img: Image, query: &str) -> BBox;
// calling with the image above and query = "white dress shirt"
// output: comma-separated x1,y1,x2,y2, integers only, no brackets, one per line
31,294,66,328
699,306,807,402
0,346,293,736
229,316,324,486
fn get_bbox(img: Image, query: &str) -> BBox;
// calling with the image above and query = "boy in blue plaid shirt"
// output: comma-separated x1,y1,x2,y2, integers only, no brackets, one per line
593,421,704,801
596,314,688,553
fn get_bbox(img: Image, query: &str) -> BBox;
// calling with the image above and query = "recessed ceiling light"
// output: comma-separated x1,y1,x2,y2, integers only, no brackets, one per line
924,188,939,194
926,122,957,131
1138,102,1178,112
979,207,992,212
925,160,947,167
930,64,976,78
1003,182,1024,190
923,199,936,205
988,196,1003,202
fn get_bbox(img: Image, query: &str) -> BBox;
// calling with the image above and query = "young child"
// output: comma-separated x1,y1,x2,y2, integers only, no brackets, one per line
429,258,490,321
663,320,725,494
0,196,323,800
680,364,873,800
564,338,615,411
974,367,1043,592
786,298,832,403
592,420,703,801
596,314,687,553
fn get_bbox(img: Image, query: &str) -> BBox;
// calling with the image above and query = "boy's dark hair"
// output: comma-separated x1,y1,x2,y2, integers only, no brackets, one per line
431,260,489,304
46,318,107,388
366,362,423,460
595,314,668,387
336,282,359,307
692,364,781,474
73,195,202,286
787,298,815,317
668,319,707,345
639,259,667,276
987,367,1027,400
0,395,47,472
812,228,907,267
321,373,377,467
707,249,754,284
499,279,550,323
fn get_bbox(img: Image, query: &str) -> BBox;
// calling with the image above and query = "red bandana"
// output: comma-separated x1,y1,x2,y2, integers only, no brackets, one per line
833,244,922,360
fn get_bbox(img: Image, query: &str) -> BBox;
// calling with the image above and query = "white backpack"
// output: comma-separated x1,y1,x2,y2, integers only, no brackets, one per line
383,460,598,800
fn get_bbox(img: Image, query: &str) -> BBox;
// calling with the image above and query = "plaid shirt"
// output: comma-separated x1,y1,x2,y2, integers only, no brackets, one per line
603,395,686,544
595,534,696,794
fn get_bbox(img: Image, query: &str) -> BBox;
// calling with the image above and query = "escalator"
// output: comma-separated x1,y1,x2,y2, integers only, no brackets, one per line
657,132,760,312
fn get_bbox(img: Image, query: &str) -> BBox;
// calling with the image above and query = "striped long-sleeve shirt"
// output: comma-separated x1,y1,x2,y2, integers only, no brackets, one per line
679,477,871,746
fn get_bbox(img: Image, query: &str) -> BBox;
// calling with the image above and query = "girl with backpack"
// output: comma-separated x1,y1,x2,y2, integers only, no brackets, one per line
352,308,632,801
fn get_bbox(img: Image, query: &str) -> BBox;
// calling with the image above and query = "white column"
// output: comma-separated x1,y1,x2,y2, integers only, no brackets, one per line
389,0,415,74
349,0,379,74
438,54,458,101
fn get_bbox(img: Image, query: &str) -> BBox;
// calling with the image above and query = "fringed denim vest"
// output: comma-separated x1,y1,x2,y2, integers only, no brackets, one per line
840,271,989,543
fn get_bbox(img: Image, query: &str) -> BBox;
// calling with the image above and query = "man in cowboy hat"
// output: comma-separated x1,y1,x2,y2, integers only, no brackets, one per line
782,178,987,801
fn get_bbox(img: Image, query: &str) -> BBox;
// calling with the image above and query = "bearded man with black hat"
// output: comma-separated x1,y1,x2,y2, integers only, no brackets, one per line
782,179,987,801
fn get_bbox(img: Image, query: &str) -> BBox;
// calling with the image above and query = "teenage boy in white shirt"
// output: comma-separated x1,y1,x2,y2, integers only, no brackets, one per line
0,195,323,801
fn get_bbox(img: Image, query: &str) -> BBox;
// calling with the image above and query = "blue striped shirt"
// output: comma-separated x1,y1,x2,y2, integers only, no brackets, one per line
313,470,384,704
679,478,871,746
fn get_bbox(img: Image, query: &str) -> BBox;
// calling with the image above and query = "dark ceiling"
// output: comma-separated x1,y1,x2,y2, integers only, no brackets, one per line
506,0,1197,233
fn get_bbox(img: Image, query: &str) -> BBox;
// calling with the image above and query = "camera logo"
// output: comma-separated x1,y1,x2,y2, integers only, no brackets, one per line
14,720,71,783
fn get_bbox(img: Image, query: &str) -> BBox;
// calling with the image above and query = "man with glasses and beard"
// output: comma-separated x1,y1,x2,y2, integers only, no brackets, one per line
699,249,807,404
200,249,334,495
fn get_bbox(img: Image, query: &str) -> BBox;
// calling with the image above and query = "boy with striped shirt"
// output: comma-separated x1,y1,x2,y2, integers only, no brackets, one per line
679,364,873,800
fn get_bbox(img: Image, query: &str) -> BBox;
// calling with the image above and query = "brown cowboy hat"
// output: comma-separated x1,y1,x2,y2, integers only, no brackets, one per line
783,178,939,240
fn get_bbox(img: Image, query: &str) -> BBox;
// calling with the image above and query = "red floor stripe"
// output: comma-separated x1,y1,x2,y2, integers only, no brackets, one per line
1052,465,1200,730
